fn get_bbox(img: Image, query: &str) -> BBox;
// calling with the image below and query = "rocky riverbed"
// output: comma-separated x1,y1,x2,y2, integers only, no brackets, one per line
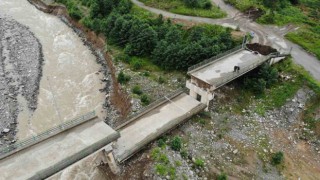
0,15,43,147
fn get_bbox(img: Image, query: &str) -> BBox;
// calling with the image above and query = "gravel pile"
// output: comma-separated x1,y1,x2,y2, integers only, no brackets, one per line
0,15,43,147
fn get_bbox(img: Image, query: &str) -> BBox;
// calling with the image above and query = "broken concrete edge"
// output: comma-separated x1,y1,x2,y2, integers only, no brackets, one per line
30,131,120,180
115,89,186,131
115,103,207,163
0,113,97,161
104,149,121,174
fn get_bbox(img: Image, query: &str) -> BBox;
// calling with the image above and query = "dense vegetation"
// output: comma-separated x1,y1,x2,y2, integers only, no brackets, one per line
56,0,238,71
242,63,279,95
224,0,320,59
140,0,226,18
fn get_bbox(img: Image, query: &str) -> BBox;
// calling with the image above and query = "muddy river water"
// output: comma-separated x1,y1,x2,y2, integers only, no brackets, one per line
0,0,106,139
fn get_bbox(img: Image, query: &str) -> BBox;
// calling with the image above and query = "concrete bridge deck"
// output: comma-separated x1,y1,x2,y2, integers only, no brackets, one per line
188,49,269,89
0,118,119,180
113,92,206,163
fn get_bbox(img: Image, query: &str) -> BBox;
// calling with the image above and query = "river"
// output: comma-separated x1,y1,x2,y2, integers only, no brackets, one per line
0,0,107,139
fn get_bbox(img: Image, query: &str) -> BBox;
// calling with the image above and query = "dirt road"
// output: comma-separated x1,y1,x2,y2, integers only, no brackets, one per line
131,0,320,81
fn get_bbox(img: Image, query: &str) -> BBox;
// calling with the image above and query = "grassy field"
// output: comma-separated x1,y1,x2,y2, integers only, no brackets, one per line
139,0,226,18
286,27,320,60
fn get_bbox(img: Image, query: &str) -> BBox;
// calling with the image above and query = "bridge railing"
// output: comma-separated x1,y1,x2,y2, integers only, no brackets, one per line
213,54,273,89
0,111,96,159
188,45,244,72
116,88,188,130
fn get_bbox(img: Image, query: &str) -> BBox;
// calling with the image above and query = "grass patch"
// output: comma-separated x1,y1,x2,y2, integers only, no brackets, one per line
132,85,143,95
224,0,257,12
217,172,228,180
140,94,151,106
271,151,284,165
233,58,319,116
140,0,226,18
258,6,309,25
131,5,157,19
225,0,319,60
170,136,182,151
194,158,205,168
151,147,176,179
302,94,320,139
286,28,320,60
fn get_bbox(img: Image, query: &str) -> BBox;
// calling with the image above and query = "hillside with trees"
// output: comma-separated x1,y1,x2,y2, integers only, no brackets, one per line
56,0,239,71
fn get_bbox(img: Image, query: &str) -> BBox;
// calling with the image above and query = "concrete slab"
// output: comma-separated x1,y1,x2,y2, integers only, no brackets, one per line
0,118,119,180
189,50,265,86
113,93,206,162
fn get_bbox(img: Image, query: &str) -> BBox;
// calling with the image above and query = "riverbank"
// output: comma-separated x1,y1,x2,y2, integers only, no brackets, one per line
0,0,125,143
28,0,131,121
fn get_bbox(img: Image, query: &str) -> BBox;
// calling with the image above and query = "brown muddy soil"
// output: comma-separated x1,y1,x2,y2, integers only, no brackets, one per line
246,43,277,55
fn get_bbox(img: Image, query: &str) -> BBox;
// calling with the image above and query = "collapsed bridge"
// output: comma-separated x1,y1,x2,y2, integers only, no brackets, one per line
0,43,289,179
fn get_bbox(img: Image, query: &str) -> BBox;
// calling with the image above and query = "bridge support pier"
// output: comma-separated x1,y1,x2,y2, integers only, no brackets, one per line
186,80,214,110
102,145,121,174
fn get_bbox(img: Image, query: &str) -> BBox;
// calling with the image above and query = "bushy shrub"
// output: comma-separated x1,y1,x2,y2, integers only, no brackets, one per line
180,149,188,158
203,1,212,9
158,76,166,84
140,94,151,105
155,164,167,176
142,71,150,77
117,71,130,84
271,151,284,165
184,0,200,8
194,158,205,168
159,154,169,164
116,54,131,63
170,136,182,151
69,7,83,20
244,78,266,95
242,62,278,95
157,138,166,148
217,172,227,180
130,58,143,70
132,85,143,95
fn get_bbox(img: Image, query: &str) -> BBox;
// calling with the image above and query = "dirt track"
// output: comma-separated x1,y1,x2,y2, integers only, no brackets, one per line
0,16,43,147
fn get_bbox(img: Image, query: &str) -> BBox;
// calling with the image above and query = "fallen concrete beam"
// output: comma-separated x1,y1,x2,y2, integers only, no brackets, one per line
0,118,119,180
113,93,206,163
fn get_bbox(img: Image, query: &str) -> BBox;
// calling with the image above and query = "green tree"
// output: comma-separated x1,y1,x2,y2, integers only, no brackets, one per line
165,26,182,44
258,63,278,88
184,0,200,8
217,172,227,180
170,136,182,151
244,78,266,95
126,25,158,55
116,0,132,14
117,71,130,84
271,151,284,165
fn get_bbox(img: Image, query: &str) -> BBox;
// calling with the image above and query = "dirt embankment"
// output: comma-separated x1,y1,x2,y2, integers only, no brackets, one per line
28,0,131,119
246,43,277,55
0,16,44,147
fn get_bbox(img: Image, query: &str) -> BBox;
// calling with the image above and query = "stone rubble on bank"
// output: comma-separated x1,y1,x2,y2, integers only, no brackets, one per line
0,15,44,148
